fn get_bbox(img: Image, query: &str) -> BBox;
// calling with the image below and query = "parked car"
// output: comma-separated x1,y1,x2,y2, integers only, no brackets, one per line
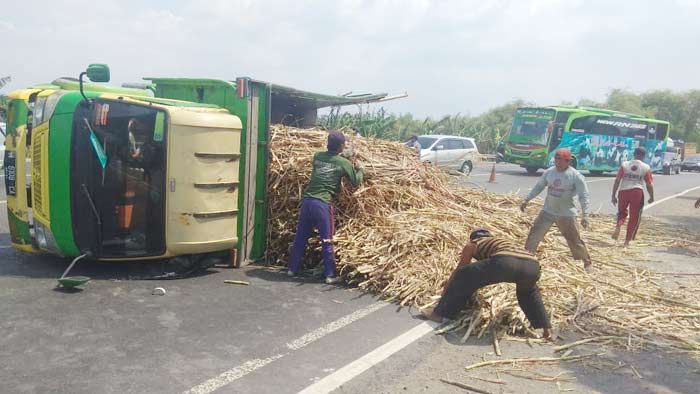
659,151,681,175
681,156,700,172
417,135,479,174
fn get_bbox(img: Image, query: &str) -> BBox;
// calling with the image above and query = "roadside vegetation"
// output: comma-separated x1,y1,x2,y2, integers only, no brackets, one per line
319,88,700,153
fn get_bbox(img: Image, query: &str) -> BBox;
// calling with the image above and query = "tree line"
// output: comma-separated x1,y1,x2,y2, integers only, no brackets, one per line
319,88,700,153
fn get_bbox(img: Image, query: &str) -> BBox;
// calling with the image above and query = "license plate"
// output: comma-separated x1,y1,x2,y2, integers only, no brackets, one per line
4,150,16,196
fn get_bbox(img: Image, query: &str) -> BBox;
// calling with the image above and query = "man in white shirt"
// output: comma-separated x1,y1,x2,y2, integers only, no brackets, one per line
520,148,592,270
611,147,654,246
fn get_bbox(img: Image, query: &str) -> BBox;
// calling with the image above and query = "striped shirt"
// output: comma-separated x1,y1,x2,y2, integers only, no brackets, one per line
473,237,537,262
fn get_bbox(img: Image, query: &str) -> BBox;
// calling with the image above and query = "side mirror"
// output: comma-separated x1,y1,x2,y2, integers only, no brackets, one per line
86,64,110,83
79,64,110,102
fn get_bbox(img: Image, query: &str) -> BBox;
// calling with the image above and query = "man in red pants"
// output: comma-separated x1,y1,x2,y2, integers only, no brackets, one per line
611,147,655,246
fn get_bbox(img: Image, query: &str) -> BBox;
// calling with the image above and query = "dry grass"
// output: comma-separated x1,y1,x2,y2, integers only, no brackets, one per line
266,125,700,358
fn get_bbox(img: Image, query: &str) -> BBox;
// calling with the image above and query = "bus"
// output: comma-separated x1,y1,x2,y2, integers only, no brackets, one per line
503,106,671,174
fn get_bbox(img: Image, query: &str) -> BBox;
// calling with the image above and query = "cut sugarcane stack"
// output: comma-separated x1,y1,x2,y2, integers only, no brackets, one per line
266,125,700,357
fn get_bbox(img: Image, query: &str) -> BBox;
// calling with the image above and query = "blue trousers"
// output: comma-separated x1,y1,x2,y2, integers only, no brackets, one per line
289,197,336,277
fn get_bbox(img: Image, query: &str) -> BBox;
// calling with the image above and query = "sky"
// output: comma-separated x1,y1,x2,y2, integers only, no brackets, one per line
2,0,700,118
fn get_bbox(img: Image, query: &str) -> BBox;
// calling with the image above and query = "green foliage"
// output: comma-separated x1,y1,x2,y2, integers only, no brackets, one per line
0,75,10,120
319,100,530,153
0,95,7,121
319,106,397,140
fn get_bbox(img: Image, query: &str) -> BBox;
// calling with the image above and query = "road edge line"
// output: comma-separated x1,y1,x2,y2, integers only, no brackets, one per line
646,185,700,210
297,322,436,394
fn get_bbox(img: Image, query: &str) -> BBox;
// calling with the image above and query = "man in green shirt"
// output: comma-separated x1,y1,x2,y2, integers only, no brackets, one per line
288,131,364,283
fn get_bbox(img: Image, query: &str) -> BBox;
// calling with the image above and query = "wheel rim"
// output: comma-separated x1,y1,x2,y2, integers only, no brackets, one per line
462,162,472,174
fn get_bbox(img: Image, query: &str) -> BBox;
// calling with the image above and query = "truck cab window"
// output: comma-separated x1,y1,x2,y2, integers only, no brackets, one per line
71,100,167,258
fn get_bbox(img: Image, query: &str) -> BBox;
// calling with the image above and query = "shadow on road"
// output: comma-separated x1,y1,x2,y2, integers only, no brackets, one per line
0,240,219,281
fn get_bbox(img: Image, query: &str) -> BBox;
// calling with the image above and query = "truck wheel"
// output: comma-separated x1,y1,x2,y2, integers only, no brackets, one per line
525,167,539,175
589,170,604,176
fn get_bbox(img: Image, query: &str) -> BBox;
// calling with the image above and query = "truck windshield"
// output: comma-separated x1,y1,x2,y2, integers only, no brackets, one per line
71,100,167,257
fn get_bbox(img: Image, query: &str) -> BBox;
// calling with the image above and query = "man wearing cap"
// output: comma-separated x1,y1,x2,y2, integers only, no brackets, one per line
520,148,593,270
421,228,553,340
611,147,654,246
288,131,364,284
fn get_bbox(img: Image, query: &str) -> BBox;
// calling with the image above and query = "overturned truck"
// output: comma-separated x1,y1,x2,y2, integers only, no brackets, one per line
3,64,396,265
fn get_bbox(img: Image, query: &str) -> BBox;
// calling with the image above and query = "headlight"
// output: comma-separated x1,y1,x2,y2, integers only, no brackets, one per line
32,97,47,126
35,225,47,249
31,92,66,126
42,92,66,123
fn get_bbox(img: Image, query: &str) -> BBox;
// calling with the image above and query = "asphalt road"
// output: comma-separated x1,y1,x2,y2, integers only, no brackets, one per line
1,163,699,394
462,162,700,229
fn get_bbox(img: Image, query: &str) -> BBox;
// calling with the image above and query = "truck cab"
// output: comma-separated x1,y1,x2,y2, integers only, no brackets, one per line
5,74,243,260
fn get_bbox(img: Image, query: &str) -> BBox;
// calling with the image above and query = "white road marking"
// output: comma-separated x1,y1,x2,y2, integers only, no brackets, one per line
183,355,285,394
586,178,614,183
297,322,436,394
646,185,700,210
183,301,387,394
0,200,6,204
287,302,387,350
0,245,11,249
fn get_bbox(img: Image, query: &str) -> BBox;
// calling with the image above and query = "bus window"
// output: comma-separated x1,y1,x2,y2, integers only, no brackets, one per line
554,111,572,125
570,116,648,138
653,124,668,140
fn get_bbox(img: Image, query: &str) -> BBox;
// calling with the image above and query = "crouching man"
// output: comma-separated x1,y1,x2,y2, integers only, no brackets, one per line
422,229,552,339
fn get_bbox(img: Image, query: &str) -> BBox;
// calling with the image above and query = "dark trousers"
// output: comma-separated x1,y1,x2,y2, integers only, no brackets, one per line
434,256,550,329
289,197,336,277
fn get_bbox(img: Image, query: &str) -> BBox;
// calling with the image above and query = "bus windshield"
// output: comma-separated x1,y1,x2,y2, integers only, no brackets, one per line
508,108,555,146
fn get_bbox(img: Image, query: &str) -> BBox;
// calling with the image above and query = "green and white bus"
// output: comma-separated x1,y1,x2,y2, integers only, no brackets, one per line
503,106,671,174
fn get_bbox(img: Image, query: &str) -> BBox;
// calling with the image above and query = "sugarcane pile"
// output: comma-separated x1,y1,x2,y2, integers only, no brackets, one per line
266,125,700,357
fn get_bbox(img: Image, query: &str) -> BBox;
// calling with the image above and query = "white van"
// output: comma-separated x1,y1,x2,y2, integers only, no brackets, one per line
417,135,479,174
